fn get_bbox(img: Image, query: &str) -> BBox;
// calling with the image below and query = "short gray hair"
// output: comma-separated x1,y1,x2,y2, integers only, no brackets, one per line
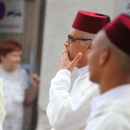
80,31,95,46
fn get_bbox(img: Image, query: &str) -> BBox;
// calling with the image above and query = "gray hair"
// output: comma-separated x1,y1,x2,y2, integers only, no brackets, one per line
80,31,95,46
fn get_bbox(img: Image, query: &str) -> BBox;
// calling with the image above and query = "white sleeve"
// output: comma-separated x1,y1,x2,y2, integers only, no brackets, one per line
47,69,93,130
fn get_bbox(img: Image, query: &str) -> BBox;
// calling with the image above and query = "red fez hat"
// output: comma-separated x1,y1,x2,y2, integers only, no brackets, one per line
104,14,130,56
72,10,110,34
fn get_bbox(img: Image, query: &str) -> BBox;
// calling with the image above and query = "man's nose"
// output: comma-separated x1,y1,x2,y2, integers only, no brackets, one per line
64,39,69,47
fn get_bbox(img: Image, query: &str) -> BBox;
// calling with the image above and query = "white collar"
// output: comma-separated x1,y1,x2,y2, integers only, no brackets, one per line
91,84,130,111
78,65,89,77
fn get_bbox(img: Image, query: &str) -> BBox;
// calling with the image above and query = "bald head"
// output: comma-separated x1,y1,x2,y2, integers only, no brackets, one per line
88,14,130,93
88,29,130,93
98,30,130,74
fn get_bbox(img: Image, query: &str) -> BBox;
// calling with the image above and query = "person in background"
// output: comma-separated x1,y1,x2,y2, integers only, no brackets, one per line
47,10,110,130
84,14,130,130
0,40,40,130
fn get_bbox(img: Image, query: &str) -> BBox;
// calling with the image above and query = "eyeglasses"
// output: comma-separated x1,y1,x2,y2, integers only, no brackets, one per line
68,35,92,44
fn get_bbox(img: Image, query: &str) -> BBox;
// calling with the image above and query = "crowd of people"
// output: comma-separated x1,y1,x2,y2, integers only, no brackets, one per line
0,7,130,130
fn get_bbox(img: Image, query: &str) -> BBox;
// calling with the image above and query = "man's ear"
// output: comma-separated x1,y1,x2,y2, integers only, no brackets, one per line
99,48,109,66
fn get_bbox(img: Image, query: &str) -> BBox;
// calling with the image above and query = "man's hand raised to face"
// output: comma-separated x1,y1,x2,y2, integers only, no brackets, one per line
58,47,82,73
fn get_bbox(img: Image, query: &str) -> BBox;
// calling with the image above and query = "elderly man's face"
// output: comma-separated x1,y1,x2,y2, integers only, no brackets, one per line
64,28,91,68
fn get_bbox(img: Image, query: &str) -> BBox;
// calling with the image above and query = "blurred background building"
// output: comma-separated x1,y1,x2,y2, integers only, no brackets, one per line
0,0,130,130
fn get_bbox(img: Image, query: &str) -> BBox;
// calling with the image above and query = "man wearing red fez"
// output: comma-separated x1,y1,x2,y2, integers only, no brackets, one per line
47,10,110,130
84,14,130,130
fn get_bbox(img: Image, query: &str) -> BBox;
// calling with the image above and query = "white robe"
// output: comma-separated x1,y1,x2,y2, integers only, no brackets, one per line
47,66,100,130
0,79,6,130
85,84,130,130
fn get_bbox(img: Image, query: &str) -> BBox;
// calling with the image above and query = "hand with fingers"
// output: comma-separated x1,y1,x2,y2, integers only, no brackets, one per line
58,47,82,73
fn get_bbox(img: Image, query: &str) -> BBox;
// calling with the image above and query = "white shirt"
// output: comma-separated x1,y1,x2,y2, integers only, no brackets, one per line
47,66,100,130
78,66,89,77
85,84,130,130
70,66,89,95
0,68,29,130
